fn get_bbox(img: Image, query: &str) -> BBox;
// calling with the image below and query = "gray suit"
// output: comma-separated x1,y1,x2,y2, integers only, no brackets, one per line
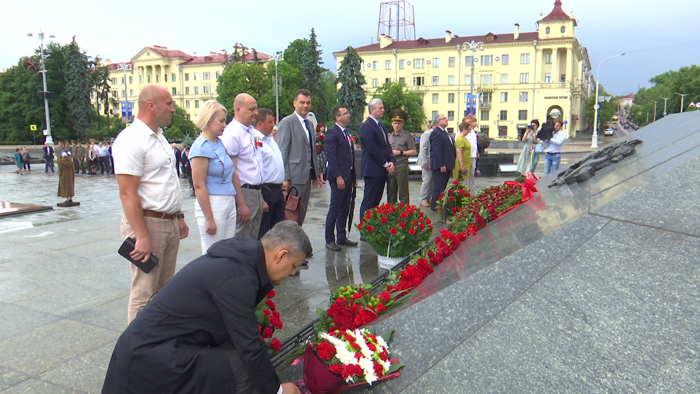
277,112,320,225
418,129,433,203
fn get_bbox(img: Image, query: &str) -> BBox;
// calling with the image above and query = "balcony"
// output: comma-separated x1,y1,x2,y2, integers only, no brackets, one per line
411,85,427,93
480,101,492,109
477,84,495,92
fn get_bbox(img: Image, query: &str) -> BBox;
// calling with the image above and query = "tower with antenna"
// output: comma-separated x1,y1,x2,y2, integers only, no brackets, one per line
377,0,416,42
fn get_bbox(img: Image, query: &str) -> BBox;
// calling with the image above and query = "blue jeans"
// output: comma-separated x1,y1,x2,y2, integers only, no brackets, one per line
544,152,561,175
45,157,54,172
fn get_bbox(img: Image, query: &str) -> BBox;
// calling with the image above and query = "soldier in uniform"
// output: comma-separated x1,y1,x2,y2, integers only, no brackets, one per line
75,141,87,174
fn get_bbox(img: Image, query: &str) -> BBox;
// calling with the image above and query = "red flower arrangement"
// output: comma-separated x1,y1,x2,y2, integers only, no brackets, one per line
256,290,282,355
357,203,433,258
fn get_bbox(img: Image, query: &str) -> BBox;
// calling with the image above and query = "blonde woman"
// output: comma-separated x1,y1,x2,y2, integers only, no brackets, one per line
190,100,237,253
453,121,472,184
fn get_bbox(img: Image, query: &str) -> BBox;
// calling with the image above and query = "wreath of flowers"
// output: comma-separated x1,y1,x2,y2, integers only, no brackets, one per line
357,203,433,258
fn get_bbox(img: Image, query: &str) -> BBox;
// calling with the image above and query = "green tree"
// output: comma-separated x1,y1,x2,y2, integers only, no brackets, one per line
335,46,366,137
585,85,617,131
283,38,309,70
265,61,304,119
0,60,40,142
300,28,328,121
64,39,94,140
629,65,700,126
321,70,338,126
216,62,268,121
373,81,426,134
164,103,196,141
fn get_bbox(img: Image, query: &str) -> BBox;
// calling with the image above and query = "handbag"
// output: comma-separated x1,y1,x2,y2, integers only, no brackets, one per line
534,143,544,154
284,186,304,225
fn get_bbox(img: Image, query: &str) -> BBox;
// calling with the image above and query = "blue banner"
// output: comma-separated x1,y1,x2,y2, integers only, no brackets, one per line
121,101,133,118
465,94,476,116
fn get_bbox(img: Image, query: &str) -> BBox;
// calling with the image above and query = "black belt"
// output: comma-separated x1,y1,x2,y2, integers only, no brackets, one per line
263,183,282,188
242,184,263,190
547,152,561,155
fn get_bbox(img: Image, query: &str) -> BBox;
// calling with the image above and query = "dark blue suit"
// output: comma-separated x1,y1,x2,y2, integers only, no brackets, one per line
325,124,356,243
359,117,395,219
429,127,456,210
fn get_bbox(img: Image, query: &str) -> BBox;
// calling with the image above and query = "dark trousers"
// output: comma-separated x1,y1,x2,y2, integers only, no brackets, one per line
45,157,54,172
258,184,286,239
23,160,31,170
73,158,80,173
431,170,451,211
99,156,110,173
360,175,387,220
110,155,115,174
326,177,354,243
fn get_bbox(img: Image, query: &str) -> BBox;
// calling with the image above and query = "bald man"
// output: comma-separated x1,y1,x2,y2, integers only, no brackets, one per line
221,93,265,239
113,84,189,323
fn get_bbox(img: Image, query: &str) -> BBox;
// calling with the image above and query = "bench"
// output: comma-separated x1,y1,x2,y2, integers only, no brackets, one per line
496,163,518,176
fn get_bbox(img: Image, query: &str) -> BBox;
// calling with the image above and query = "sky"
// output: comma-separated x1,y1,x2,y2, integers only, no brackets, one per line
2,0,698,96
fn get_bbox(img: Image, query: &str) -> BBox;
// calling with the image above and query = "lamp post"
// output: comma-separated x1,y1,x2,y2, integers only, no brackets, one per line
675,92,688,113
271,51,284,125
653,101,658,122
661,97,670,117
462,40,483,117
27,30,55,144
591,52,625,148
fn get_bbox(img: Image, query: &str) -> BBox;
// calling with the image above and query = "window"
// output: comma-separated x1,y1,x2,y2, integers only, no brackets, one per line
185,87,190,95
171,73,176,82
481,92,493,104
194,100,199,109
130,89,134,97
545,73,552,83
431,111,438,120
194,73,199,80
413,76,425,86
215,71,221,79
501,74,509,84
194,86,200,94
372,78,378,87
172,88,176,95
139,75,143,84
480,110,489,121
373,61,379,70
122,90,126,97
414,59,424,69
518,110,528,120
448,93,455,103
385,78,391,83
448,57,455,67
561,25,566,33
399,77,405,83
545,53,552,64
432,76,439,85
464,75,472,85
480,74,493,84
399,60,405,69
121,77,125,84
164,74,168,82
432,58,440,68
448,76,455,85
519,73,529,83
185,73,189,81
204,72,211,80
111,91,117,98
111,78,117,85
560,74,566,82
545,26,551,34
385,60,392,70
361,63,365,71
447,127,454,133
501,92,508,102
432,93,439,104
498,125,508,137
481,125,489,134
204,86,211,93
519,92,528,102
155,75,159,83
499,110,507,120
129,76,133,84
447,111,454,121
465,56,473,66
481,55,493,66
502,54,509,65
147,76,151,83
520,53,530,64
185,100,190,109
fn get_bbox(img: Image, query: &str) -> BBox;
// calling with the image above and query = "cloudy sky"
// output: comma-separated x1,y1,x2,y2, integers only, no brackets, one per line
2,0,697,96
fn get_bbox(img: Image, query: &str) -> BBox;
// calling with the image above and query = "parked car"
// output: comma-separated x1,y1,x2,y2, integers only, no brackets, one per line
604,127,615,136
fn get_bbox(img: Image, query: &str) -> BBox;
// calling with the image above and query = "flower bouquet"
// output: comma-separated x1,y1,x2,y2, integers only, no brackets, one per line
301,328,404,394
436,179,472,221
357,203,433,260
255,290,282,355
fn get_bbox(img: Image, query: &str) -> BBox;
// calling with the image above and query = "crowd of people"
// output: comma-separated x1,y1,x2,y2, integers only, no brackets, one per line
29,140,117,175
515,119,567,176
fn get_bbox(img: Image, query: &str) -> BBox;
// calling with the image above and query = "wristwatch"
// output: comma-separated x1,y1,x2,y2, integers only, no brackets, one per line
176,213,185,219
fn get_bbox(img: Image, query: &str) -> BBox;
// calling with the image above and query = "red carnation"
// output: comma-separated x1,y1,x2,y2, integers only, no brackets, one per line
400,212,408,219
389,227,398,235
379,291,391,302
376,302,386,312
317,341,337,360
366,225,373,233
263,309,271,316
329,364,343,374
398,222,406,228
380,216,388,223
262,327,273,339
408,228,416,235
265,299,276,310
453,179,460,185
267,290,276,298
270,338,281,352
352,292,363,300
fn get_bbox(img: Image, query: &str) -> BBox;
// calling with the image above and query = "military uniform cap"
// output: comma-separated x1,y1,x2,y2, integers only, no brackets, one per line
388,109,409,123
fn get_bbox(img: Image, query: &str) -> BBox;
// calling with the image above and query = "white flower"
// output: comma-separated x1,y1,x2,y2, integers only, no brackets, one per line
376,336,389,350
358,357,378,384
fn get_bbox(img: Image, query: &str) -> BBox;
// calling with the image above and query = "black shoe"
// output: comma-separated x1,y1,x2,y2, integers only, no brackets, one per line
325,242,341,251
337,238,358,247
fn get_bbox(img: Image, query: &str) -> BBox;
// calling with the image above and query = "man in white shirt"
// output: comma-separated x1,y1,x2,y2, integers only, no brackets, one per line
113,84,189,323
221,93,264,239
254,108,286,239
543,121,566,175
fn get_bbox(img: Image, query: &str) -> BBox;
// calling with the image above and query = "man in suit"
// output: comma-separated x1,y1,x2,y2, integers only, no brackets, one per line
418,120,433,207
42,142,55,173
359,98,395,222
429,114,456,211
324,106,359,251
277,89,321,226
103,222,307,394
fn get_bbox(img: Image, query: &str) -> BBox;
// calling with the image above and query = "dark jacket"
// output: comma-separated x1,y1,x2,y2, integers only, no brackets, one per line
325,124,356,183
360,117,395,178
429,127,456,171
102,238,279,394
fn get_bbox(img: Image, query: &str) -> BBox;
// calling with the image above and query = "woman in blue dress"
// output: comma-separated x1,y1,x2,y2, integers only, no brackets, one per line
190,100,237,254
14,148,24,175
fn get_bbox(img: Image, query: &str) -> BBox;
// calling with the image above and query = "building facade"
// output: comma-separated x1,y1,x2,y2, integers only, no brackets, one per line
99,45,270,122
334,0,593,138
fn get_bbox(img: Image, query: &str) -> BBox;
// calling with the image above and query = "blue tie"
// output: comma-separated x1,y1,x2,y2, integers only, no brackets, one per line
303,119,316,171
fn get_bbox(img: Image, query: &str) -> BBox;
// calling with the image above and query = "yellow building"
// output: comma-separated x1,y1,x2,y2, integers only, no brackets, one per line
334,0,593,138
100,45,270,122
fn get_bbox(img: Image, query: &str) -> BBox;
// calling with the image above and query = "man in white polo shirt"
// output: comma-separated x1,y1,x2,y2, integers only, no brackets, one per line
221,93,264,239
113,84,189,323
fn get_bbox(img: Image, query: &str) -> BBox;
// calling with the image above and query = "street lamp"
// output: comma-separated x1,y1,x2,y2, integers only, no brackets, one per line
271,51,284,125
675,92,688,113
660,97,670,117
27,30,55,144
462,40,483,118
591,52,625,148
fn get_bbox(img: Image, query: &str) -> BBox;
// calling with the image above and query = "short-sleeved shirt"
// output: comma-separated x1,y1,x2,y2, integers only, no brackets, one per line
255,130,285,184
221,118,263,186
388,129,416,167
466,131,478,158
188,136,236,196
113,117,182,214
